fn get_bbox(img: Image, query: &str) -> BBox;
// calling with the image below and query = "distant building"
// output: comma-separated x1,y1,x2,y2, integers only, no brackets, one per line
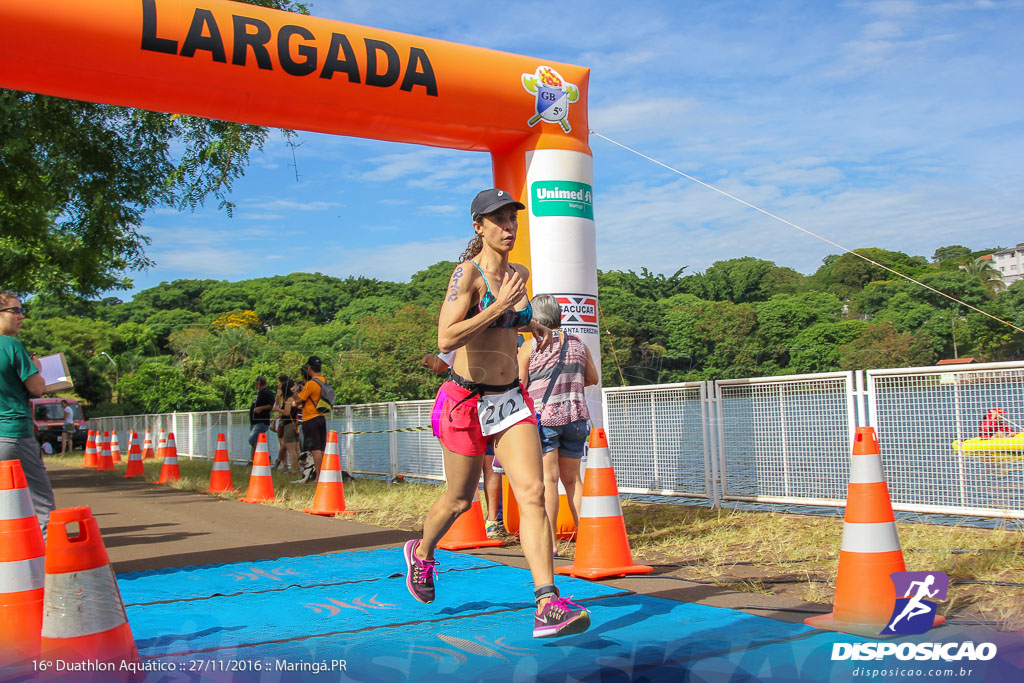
989,244,1024,286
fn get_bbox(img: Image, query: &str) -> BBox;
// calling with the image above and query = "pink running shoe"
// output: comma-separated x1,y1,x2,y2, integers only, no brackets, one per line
533,596,591,637
403,539,438,604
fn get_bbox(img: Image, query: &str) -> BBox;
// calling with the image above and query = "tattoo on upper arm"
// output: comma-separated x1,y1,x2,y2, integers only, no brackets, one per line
447,266,464,302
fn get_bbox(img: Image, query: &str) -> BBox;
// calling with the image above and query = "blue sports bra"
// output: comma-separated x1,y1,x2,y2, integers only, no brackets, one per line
466,260,533,328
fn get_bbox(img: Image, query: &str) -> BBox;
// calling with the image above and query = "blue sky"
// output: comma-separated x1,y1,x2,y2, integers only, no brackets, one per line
132,0,1024,297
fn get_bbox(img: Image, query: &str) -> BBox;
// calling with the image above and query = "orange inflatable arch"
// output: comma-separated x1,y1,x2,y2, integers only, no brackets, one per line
0,0,604,420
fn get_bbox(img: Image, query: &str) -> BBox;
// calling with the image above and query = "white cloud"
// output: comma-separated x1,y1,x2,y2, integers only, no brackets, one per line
243,200,338,212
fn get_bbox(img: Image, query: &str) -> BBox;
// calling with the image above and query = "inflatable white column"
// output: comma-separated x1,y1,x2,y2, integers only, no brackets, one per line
523,150,603,428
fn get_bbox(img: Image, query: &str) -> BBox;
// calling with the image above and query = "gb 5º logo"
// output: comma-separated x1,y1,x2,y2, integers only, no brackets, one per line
522,66,579,133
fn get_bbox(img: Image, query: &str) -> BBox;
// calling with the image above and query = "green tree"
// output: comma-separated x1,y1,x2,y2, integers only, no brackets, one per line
662,298,760,380
119,362,222,413
760,266,804,298
0,0,308,298
962,259,1004,292
787,320,867,374
932,245,972,263
407,261,458,307
701,257,777,303
336,305,440,402
838,322,935,370
112,322,158,357
144,309,205,348
334,295,407,325
830,249,929,299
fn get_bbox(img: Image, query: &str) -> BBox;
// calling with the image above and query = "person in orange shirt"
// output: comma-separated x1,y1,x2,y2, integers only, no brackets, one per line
292,356,328,483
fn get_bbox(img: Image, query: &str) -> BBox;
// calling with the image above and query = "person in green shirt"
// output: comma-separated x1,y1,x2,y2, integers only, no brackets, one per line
0,291,55,538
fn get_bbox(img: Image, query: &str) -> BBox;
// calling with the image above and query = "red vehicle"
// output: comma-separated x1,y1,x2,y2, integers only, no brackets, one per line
31,397,88,450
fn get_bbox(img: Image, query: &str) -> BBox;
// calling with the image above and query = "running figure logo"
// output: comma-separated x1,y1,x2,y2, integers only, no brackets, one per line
882,571,949,635
522,66,579,133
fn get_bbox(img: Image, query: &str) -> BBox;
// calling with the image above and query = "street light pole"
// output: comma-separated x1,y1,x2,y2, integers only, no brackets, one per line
100,352,118,403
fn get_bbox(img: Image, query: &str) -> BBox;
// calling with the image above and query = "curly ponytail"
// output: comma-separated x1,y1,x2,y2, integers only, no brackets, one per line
459,235,483,262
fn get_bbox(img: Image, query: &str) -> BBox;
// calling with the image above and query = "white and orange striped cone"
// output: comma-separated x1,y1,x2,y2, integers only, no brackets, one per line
556,428,652,579
157,433,181,484
96,432,114,471
805,427,943,637
109,431,122,463
0,460,46,664
205,434,237,494
123,431,144,478
41,507,138,665
82,431,99,469
141,429,155,460
304,431,354,516
239,433,275,504
438,489,504,550
502,475,577,540
157,429,167,461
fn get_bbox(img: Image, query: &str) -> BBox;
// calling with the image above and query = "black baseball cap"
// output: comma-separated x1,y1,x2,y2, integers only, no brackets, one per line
471,189,525,220
305,356,322,372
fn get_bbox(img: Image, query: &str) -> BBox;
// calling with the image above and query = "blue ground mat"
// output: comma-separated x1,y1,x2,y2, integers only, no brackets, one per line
116,548,497,605
138,594,1024,682
125,550,627,658
115,549,1024,682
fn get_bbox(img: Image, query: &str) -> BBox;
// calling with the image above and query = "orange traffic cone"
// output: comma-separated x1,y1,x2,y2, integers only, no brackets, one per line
157,429,167,460
502,475,577,540
805,427,943,636
82,430,98,469
0,460,46,664
157,433,181,484
205,434,237,494
141,429,155,460
239,433,275,503
438,489,504,550
109,430,122,463
556,428,652,579
40,507,138,665
123,431,144,478
304,431,354,516
96,432,114,471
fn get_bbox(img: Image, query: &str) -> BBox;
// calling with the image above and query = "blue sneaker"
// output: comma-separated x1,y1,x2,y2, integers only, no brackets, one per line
403,539,438,604
533,596,590,638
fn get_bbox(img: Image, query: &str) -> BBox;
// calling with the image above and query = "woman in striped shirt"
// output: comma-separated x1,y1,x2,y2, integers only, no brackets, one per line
518,294,600,544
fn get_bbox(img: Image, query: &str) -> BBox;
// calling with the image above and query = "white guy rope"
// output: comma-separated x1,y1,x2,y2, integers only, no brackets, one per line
591,130,1024,336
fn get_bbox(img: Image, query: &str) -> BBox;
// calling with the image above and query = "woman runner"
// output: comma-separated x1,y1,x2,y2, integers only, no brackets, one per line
403,188,591,638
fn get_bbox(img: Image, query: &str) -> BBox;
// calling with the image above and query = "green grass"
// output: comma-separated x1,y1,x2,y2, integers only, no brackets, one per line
47,450,1024,629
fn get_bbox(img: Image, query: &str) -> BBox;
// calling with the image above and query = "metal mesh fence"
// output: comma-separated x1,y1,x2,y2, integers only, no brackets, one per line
717,373,853,505
82,361,1024,520
396,400,444,480
868,364,1024,518
349,404,394,476
604,383,710,497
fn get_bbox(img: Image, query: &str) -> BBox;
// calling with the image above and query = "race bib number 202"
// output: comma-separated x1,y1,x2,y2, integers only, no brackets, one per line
477,387,531,437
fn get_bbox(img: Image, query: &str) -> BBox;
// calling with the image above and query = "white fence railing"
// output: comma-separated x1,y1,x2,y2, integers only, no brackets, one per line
87,361,1024,520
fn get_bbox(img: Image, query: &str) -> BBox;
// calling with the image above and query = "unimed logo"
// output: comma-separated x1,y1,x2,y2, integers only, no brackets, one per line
831,641,997,662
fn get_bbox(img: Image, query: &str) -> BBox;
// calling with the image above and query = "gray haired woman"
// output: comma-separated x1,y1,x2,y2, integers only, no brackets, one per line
517,293,599,545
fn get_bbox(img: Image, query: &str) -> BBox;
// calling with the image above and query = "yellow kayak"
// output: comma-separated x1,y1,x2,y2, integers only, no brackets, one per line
952,433,1024,454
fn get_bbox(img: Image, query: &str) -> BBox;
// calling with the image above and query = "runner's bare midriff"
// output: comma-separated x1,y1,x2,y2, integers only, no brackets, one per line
453,326,521,388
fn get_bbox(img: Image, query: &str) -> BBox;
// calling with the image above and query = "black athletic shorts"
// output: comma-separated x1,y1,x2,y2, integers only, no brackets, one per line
303,415,327,452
